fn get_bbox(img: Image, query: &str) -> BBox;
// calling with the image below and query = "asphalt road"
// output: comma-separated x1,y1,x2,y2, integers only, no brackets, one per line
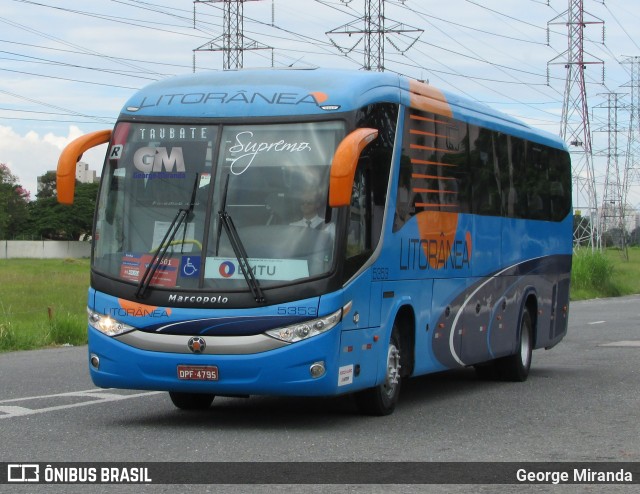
1,295,639,493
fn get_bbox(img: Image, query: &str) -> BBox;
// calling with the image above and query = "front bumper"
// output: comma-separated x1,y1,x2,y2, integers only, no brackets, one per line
88,325,347,397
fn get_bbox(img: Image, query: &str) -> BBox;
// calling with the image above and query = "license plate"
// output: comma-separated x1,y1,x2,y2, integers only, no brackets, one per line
177,365,218,381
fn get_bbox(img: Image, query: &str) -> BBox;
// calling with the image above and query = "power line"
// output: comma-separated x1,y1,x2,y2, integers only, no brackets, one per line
463,0,549,31
604,1,640,53
0,50,164,81
0,67,142,90
0,38,194,71
0,14,166,77
9,0,206,46
0,88,113,125
396,0,548,46
0,106,112,120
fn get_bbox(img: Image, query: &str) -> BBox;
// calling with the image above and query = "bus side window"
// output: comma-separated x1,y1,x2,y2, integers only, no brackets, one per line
343,102,396,281
343,156,386,282
346,160,371,258
469,127,502,217
506,136,527,219
525,143,548,220
549,149,571,221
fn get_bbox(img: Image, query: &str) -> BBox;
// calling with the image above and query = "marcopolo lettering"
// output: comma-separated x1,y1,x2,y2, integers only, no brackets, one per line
168,294,229,304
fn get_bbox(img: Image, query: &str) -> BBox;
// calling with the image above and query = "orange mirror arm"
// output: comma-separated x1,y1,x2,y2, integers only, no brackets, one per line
328,128,378,207
57,130,112,205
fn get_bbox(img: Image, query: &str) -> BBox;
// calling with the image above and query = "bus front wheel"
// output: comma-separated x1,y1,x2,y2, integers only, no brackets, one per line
355,326,402,416
169,392,215,410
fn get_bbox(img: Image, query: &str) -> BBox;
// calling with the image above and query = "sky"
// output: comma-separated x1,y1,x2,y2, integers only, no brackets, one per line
1,0,640,209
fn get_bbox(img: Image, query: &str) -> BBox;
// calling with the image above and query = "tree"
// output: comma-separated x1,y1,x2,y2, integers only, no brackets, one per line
602,228,628,249
0,163,31,239
36,171,57,199
28,181,98,240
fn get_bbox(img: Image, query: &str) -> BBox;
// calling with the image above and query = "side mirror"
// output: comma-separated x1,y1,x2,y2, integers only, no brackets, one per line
57,130,112,204
328,128,378,207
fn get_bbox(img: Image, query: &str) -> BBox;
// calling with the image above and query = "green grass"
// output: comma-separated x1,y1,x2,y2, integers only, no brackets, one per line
0,259,89,351
570,246,640,300
604,247,640,294
2,249,640,351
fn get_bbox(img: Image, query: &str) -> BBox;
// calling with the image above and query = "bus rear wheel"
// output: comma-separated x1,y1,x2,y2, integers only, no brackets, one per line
495,308,533,382
355,326,402,416
169,392,215,410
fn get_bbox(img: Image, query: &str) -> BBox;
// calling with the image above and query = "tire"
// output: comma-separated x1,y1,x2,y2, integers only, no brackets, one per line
169,392,215,410
495,308,533,382
355,326,402,416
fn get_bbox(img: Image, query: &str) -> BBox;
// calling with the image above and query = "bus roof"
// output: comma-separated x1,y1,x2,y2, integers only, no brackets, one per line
120,68,566,150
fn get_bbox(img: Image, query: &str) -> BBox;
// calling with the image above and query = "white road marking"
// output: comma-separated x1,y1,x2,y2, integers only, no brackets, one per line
599,340,640,347
0,406,32,417
0,389,162,419
588,321,606,325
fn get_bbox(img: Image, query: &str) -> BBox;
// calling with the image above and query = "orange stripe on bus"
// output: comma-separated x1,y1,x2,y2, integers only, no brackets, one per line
410,129,448,139
408,80,453,118
410,116,452,127
410,144,454,153
413,188,457,194
411,159,457,167
412,173,456,181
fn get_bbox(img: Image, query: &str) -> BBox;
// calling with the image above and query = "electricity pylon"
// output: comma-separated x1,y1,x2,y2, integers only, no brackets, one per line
326,0,422,72
193,0,272,71
621,56,640,204
594,92,629,258
548,0,605,249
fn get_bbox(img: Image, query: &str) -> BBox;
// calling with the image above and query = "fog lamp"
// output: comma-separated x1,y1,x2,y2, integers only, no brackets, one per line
309,361,326,378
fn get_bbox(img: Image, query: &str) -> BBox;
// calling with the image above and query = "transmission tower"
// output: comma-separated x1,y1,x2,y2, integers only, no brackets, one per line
548,0,605,249
193,0,272,71
326,0,422,72
593,92,629,258
621,56,640,202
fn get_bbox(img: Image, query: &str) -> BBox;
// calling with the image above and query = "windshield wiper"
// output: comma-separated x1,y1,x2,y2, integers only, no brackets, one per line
217,174,265,304
135,173,199,299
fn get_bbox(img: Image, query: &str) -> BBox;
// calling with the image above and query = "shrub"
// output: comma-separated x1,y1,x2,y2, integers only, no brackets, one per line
47,312,87,347
571,248,620,298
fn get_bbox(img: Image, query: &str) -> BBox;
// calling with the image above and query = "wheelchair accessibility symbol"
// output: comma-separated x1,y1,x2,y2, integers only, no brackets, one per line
180,256,201,278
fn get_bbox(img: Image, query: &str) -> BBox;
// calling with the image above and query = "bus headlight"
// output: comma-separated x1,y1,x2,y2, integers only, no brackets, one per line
88,309,135,337
266,308,342,343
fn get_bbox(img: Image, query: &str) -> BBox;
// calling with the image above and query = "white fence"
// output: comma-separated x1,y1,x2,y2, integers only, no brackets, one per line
0,241,91,259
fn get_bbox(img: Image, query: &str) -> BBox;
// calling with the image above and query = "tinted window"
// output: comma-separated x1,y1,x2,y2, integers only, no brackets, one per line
395,109,469,231
397,110,571,225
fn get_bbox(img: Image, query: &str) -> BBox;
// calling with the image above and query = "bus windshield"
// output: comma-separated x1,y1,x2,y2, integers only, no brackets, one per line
93,120,346,292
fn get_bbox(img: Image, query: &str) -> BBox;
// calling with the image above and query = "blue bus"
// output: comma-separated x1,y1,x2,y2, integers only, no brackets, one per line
57,69,572,415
